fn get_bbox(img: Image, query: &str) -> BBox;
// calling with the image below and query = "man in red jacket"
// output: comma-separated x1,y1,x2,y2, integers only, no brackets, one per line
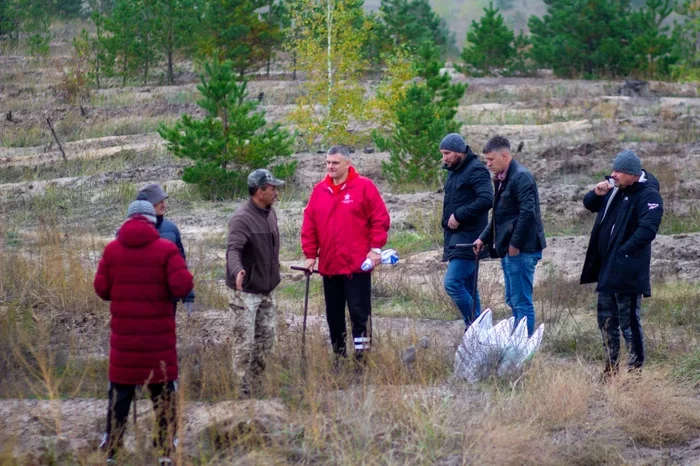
94,199,193,465
301,145,390,365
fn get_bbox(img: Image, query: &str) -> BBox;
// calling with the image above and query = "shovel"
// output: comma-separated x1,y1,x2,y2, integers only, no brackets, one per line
290,266,319,373
454,243,481,324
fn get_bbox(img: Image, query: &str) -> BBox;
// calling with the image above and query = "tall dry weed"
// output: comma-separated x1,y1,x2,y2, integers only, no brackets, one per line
516,361,594,430
606,369,700,447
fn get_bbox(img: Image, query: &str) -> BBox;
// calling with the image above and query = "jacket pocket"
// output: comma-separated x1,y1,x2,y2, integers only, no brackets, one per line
245,263,264,291
608,250,641,288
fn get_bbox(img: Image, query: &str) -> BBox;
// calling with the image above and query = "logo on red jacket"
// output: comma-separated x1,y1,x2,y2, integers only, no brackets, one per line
342,193,354,204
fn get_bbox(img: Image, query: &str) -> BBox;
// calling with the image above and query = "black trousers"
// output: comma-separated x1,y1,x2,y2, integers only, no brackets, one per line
105,381,177,457
323,273,372,358
597,293,645,371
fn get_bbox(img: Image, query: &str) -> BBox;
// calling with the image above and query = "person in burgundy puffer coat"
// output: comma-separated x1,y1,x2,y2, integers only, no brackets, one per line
94,199,193,464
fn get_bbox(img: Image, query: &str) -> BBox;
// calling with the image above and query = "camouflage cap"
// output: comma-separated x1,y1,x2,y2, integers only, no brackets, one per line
247,169,285,189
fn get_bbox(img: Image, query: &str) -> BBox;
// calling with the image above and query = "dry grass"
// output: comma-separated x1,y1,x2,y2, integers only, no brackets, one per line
0,227,106,316
2,266,700,464
516,361,594,430
0,116,173,148
606,370,700,447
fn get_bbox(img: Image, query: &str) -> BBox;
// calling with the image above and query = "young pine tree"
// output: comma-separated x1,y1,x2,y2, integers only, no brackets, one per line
671,0,700,80
0,0,20,42
152,0,198,84
103,0,141,84
17,0,53,56
379,0,452,55
528,0,634,78
458,2,514,75
260,0,288,78
373,42,466,187
198,0,273,76
628,0,676,78
158,59,295,199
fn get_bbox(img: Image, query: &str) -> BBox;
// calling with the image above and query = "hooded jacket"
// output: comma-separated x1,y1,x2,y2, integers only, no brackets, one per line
301,166,390,276
94,216,194,384
580,170,663,297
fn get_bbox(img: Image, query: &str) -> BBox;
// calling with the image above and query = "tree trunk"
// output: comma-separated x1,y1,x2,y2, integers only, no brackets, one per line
122,54,128,86
222,107,229,163
167,27,174,85
266,0,273,78
326,0,334,136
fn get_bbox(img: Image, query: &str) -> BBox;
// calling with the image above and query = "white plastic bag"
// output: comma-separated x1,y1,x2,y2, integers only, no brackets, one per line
496,318,530,377
361,249,400,271
453,309,545,383
454,309,493,383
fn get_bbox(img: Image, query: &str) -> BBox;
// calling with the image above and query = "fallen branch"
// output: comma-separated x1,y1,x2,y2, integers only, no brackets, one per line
46,118,67,162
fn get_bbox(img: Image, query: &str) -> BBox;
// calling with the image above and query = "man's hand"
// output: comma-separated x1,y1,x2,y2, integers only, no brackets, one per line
235,270,245,291
184,301,194,316
594,180,613,196
473,239,484,254
447,214,460,230
508,245,520,257
367,250,381,267
304,258,316,273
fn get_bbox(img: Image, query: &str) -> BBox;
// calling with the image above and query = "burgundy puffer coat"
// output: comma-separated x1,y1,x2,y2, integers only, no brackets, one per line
94,216,193,384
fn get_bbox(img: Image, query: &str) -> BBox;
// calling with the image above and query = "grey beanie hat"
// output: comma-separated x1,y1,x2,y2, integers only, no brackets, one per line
137,183,168,205
612,150,642,176
439,133,467,153
127,200,157,224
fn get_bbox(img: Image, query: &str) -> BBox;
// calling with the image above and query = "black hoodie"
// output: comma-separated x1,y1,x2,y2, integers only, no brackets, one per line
580,170,663,297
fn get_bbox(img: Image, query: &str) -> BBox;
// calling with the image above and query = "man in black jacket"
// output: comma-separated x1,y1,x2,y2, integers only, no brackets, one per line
580,150,663,377
474,136,546,336
440,133,494,326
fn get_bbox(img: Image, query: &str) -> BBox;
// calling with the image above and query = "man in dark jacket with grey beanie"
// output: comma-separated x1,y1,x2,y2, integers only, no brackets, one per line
137,183,196,315
580,150,663,378
440,133,494,326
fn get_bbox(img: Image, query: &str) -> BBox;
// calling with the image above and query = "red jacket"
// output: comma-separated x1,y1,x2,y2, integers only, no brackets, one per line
301,167,390,275
94,216,194,385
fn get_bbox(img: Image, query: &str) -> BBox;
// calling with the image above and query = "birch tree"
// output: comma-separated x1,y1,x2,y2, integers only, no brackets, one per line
287,0,370,147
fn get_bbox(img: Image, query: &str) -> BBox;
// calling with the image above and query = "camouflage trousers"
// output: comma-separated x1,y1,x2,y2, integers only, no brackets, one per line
229,290,277,381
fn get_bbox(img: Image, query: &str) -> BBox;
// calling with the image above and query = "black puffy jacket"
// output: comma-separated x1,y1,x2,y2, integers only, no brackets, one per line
442,149,494,261
580,170,663,297
479,159,546,259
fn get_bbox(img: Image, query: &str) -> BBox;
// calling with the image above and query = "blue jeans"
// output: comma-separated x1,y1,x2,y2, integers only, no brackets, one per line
444,258,481,325
501,251,541,336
